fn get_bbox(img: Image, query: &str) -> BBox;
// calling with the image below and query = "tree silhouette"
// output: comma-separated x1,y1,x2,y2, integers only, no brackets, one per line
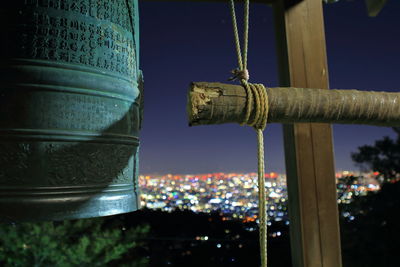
351,127,400,183
0,217,149,267
341,127,400,267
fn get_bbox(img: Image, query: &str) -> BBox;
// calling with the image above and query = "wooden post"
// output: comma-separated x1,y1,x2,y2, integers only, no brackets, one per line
273,0,342,266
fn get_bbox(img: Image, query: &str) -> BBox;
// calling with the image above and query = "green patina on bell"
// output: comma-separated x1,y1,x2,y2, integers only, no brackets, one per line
0,0,142,221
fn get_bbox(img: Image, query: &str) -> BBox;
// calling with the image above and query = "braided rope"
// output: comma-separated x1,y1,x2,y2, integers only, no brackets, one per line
242,0,249,71
228,1,269,266
257,128,266,267
229,0,243,70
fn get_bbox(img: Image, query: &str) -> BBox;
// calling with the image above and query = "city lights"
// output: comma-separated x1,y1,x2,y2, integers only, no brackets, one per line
139,171,381,224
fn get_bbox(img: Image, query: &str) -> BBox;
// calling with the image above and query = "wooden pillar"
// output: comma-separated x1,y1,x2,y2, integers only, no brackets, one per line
272,0,342,266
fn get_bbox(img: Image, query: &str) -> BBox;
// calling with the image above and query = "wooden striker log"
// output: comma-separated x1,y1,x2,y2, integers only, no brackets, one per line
187,82,400,127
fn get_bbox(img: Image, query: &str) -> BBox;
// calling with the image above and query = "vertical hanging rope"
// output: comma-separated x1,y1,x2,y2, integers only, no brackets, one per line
228,1,269,266
242,0,249,71
257,128,267,267
229,0,243,70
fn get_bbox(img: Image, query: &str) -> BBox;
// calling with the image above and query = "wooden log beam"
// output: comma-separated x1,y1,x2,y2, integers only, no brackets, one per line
187,82,400,127
141,0,274,4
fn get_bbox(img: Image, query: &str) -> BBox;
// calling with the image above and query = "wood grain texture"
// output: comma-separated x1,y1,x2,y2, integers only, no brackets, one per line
142,0,274,4
273,0,342,266
187,82,400,126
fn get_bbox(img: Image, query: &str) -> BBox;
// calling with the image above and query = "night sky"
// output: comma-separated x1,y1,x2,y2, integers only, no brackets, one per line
138,0,400,174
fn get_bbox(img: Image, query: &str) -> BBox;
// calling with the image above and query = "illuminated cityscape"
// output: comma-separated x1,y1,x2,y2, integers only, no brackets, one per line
139,171,381,224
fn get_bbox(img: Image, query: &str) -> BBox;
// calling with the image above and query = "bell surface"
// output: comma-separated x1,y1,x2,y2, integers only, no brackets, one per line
0,0,141,221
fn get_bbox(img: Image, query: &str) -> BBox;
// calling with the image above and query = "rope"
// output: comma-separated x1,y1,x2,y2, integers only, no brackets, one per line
228,1,268,267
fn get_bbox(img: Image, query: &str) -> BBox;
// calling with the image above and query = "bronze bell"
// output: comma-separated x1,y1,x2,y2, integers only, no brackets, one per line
0,0,142,221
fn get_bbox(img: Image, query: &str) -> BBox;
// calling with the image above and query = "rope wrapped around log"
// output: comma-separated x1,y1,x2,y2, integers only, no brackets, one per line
187,82,400,127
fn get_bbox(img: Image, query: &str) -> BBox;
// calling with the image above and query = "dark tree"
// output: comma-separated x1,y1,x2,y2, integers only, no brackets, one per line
351,127,400,183
341,127,400,267
0,217,149,267
340,182,400,267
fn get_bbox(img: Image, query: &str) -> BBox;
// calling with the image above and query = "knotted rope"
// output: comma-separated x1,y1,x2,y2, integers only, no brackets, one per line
228,1,268,266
